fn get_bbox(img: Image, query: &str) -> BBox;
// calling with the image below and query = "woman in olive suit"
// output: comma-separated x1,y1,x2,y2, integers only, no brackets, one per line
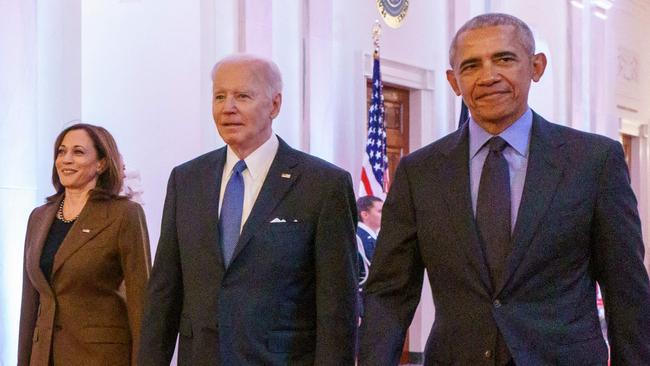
18,123,151,365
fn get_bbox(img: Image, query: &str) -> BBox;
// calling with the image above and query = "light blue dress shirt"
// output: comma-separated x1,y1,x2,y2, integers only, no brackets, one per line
469,108,532,231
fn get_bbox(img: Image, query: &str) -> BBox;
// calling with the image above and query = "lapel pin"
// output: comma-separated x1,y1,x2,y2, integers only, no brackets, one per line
82,229,90,233
281,173,291,179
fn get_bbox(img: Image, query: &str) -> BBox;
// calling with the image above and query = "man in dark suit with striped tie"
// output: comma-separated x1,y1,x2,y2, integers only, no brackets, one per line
359,13,650,365
139,54,359,366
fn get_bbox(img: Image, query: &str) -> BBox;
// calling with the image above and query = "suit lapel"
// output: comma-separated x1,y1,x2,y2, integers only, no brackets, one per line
495,113,566,296
26,199,59,296
194,149,227,270
441,125,493,294
229,139,299,267
51,199,114,278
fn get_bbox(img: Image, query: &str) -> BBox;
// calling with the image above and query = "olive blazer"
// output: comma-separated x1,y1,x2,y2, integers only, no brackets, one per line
18,196,151,366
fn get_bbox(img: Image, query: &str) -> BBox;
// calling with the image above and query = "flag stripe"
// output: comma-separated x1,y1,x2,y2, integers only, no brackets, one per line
360,167,374,197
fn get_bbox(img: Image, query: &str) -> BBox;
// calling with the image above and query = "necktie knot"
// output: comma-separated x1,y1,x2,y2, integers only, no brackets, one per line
488,136,508,153
232,160,247,175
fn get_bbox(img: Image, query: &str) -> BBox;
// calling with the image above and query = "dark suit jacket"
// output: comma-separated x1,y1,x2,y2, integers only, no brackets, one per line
359,112,650,365
18,197,151,366
138,137,358,366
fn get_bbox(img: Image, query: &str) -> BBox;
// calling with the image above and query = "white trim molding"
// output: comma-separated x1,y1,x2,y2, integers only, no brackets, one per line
620,118,648,137
363,53,435,90
620,118,650,274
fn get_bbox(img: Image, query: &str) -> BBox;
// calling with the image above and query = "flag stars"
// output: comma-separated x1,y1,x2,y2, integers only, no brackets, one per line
363,56,387,191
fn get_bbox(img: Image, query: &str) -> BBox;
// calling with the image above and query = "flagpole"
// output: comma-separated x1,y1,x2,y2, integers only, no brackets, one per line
372,20,389,193
359,20,388,199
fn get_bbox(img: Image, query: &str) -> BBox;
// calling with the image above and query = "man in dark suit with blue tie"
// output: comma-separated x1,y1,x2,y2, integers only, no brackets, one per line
359,13,650,365
138,54,358,365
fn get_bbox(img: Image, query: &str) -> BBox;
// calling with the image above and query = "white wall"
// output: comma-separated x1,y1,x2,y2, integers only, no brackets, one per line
81,0,214,250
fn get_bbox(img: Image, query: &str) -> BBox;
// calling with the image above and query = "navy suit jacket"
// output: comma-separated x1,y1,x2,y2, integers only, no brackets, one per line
357,226,377,283
357,226,377,262
359,113,650,365
138,138,358,365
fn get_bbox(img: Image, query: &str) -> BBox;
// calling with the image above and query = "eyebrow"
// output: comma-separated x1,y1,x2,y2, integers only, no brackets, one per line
492,51,519,59
213,88,254,93
458,51,520,69
458,57,481,70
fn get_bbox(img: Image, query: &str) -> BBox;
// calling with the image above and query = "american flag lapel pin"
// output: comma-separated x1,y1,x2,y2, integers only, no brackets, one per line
281,173,291,179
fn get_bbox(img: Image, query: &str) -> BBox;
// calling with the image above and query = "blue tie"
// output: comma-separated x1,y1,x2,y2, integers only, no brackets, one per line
219,160,247,268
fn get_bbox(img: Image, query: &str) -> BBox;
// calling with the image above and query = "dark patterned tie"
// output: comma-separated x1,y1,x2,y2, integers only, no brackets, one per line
219,160,247,268
476,136,511,289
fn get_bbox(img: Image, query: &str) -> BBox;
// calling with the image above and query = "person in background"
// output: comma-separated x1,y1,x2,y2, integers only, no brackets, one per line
359,13,650,365
18,123,151,365
356,195,383,288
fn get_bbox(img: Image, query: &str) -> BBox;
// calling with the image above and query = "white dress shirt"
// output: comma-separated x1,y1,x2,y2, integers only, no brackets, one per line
218,133,279,231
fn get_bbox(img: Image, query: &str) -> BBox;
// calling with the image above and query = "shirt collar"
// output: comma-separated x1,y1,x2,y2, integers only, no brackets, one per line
469,108,532,159
358,222,378,239
225,133,279,181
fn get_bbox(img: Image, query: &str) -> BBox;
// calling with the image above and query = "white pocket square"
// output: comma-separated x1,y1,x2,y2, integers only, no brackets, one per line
270,218,287,223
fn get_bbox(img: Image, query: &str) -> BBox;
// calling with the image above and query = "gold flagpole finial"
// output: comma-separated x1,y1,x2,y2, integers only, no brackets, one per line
372,20,382,55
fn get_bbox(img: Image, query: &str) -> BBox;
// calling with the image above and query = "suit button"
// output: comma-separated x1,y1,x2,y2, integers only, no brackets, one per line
484,350,493,359
493,299,502,308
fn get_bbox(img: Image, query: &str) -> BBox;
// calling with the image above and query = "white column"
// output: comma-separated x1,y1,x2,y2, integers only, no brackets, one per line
305,0,336,160
272,0,304,149
0,1,37,364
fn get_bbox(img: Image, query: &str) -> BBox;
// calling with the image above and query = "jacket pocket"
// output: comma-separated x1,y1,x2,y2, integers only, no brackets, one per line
82,326,130,344
267,329,315,353
269,222,310,234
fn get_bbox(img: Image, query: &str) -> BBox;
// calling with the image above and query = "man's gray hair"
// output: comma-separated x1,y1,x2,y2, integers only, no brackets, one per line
449,13,535,67
211,54,283,97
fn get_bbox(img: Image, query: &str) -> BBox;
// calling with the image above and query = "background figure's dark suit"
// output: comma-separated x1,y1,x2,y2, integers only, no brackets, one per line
357,225,377,318
357,226,377,263
18,198,151,366
359,112,650,365
139,138,358,366
357,225,376,283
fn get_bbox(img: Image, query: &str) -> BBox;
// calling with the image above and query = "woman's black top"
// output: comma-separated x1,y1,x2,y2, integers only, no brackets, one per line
39,218,74,282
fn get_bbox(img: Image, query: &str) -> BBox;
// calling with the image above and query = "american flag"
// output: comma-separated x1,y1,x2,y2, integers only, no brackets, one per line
359,51,388,199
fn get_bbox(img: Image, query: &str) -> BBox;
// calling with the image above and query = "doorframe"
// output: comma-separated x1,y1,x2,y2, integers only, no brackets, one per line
620,118,650,274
